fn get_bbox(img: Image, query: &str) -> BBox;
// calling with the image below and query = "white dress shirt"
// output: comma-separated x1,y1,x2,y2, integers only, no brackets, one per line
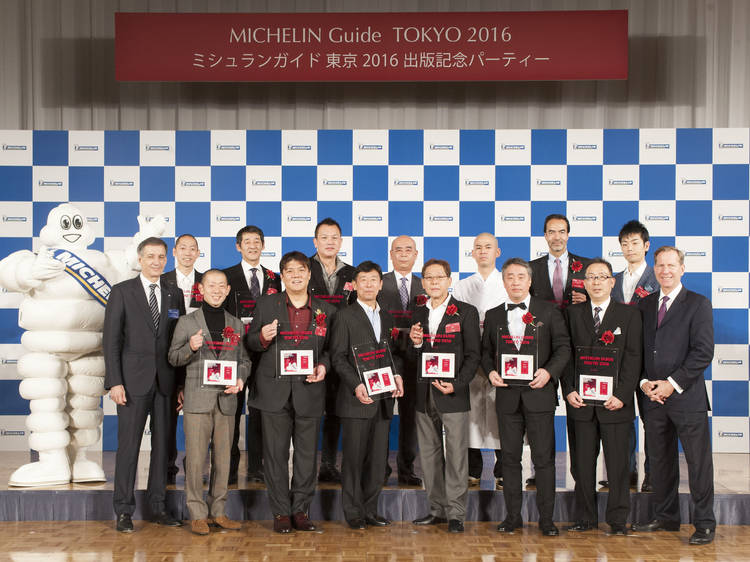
139,273,161,311
175,268,197,314
357,299,382,341
640,283,685,394
241,259,262,290
547,251,569,288
426,296,450,338
506,294,532,350
590,297,611,323
622,261,647,303
453,268,508,333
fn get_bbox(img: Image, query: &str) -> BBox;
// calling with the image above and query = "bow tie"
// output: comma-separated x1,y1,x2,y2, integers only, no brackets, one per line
507,302,527,311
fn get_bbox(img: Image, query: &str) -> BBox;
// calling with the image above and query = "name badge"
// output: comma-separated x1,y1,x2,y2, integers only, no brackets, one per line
572,278,585,289
445,322,461,333
168,308,180,319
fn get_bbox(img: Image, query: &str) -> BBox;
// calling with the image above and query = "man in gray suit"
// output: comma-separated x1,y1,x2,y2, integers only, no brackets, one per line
168,269,250,536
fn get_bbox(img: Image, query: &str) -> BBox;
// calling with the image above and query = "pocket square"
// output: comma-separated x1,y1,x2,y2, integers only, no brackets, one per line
613,327,622,335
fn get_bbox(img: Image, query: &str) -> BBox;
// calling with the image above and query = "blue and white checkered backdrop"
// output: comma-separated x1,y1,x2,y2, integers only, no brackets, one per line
0,128,748,454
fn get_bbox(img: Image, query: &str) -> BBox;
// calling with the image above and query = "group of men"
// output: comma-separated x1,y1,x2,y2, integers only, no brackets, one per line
103,214,716,546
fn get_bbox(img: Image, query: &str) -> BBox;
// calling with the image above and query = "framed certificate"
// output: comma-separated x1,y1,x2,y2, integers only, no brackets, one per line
496,323,538,386
274,321,319,378
500,353,534,382
420,352,455,380
279,349,314,376
199,343,239,387
352,340,397,400
575,346,619,406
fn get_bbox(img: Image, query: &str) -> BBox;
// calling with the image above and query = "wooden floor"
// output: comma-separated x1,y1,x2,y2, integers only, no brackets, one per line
0,520,747,561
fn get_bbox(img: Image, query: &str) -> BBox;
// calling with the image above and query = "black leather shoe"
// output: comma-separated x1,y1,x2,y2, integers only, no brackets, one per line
273,515,293,534
689,528,715,545
365,514,391,527
598,480,609,488
116,513,134,533
318,464,342,483
247,469,265,483
608,524,628,536
448,519,464,533
413,514,447,525
398,473,422,486
566,521,596,532
641,473,652,493
228,471,238,486
496,519,522,533
632,519,680,532
525,477,536,487
540,523,559,536
151,511,182,527
347,518,366,530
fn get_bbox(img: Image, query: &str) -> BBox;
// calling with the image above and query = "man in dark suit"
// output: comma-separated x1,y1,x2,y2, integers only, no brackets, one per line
377,234,425,486
482,257,571,536
529,213,589,484
103,237,185,533
160,233,203,485
612,220,658,493
308,217,357,483
330,261,404,529
409,258,481,534
632,246,716,546
562,258,642,535
246,251,336,534
222,225,282,485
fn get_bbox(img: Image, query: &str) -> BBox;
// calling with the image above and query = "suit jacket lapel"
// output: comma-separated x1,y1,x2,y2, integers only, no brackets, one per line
657,288,686,329
536,259,553,296
354,303,378,343
158,280,173,336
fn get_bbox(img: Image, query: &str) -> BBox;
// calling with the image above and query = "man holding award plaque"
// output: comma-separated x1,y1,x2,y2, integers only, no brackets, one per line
408,258,481,534
246,251,335,534
168,269,249,536
481,258,571,536
562,258,642,536
330,261,404,530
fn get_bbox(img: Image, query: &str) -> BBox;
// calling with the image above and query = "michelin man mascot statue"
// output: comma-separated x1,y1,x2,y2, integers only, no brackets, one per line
0,203,166,486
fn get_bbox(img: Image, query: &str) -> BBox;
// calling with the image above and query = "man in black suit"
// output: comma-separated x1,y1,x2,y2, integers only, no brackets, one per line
377,234,425,486
308,217,357,483
529,213,589,484
409,258,481,534
246,251,336,534
161,233,203,485
223,225,282,484
103,237,185,533
562,258,642,535
330,261,404,529
632,246,716,546
482,257,570,536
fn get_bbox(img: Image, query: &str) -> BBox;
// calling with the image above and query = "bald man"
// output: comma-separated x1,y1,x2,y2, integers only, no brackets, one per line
452,233,507,489
376,235,426,486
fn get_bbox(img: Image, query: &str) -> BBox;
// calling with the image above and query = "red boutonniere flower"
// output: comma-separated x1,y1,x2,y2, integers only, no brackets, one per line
222,326,240,345
266,287,278,295
266,269,276,280
571,260,583,273
343,281,354,292
600,330,615,345
315,310,327,327
391,327,400,340
416,294,428,306
446,304,458,316
635,286,649,299
522,312,535,325
191,282,203,302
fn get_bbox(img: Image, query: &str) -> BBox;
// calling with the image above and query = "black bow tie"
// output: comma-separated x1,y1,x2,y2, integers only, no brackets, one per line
507,302,527,311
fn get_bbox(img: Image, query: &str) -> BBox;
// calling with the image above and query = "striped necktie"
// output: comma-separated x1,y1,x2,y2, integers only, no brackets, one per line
149,283,160,330
593,306,601,333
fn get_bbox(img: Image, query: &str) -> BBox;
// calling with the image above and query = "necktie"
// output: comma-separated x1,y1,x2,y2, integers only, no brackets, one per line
399,277,409,310
552,258,563,304
149,283,160,330
250,268,261,299
593,306,601,333
507,302,527,311
657,295,669,327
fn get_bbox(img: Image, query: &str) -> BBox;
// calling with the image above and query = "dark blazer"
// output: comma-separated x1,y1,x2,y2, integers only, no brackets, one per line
638,288,714,413
161,268,204,309
481,297,571,413
377,271,426,327
530,252,589,308
246,293,335,418
308,254,357,309
408,296,481,413
222,262,282,319
613,265,657,305
562,301,643,423
331,303,403,419
103,276,185,397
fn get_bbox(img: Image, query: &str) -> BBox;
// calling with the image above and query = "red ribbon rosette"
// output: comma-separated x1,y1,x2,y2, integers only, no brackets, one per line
391,327,399,340
343,281,354,292
600,330,615,345
571,260,583,273
446,304,458,316
266,287,278,295
416,294,428,306
315,312,327,327
266,269,276,280
222,326,240,346
522,312,535,325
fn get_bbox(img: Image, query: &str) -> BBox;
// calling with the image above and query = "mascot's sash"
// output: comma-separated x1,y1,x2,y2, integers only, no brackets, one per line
51,249,112,306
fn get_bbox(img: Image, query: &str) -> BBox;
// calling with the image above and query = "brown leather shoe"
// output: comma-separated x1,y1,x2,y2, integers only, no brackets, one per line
191,519,210,536
292,512,317,531
273,515,293,534
211,515,241,530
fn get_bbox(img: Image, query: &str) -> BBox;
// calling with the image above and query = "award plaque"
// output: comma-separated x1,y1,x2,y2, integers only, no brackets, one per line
496,323,538,386
420,352,455,380
199,341,239,387
352,340,397,400
235,290,257,326
275,321,318,378
575,346,619,406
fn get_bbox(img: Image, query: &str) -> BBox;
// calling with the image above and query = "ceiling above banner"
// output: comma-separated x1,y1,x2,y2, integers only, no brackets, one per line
115,10,628,83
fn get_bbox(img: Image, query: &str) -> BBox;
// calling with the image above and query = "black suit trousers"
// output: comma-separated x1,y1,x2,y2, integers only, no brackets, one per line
114,384,170,516
320,378,341,467
646,407,716,529
393,380,418,475
231,386,264,474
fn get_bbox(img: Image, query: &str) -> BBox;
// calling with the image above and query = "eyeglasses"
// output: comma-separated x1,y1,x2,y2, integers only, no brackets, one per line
584,274,612,282
423,275,449,281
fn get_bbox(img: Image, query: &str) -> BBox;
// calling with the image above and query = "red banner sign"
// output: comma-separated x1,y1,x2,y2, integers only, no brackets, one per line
115,11,628,82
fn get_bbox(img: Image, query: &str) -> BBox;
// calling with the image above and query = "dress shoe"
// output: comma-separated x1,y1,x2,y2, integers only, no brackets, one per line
318,464,342,483
689,528,715,545
632,519,680,532
384,465,393,484
598,480,609,488
191,519,210,536
608,524,628,536
540,523,559,536
247,469,265,483
211,515,241,530
413,514,447,525
467,476,481,487
228,472,238,486
116,513,134,533
496,518,522,533
151,511,182,527
448,519,464,533
398,473,423,486
526,477,536,487
641,473,652,493
292,512,317,531
347,518,367,530
365,514,391,527
566,521,596,532
273,515,293,533
495,477,503,490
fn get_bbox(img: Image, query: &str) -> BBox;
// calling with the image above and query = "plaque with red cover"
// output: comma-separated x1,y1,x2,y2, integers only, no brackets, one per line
575,346,619,406
352,340,397,401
